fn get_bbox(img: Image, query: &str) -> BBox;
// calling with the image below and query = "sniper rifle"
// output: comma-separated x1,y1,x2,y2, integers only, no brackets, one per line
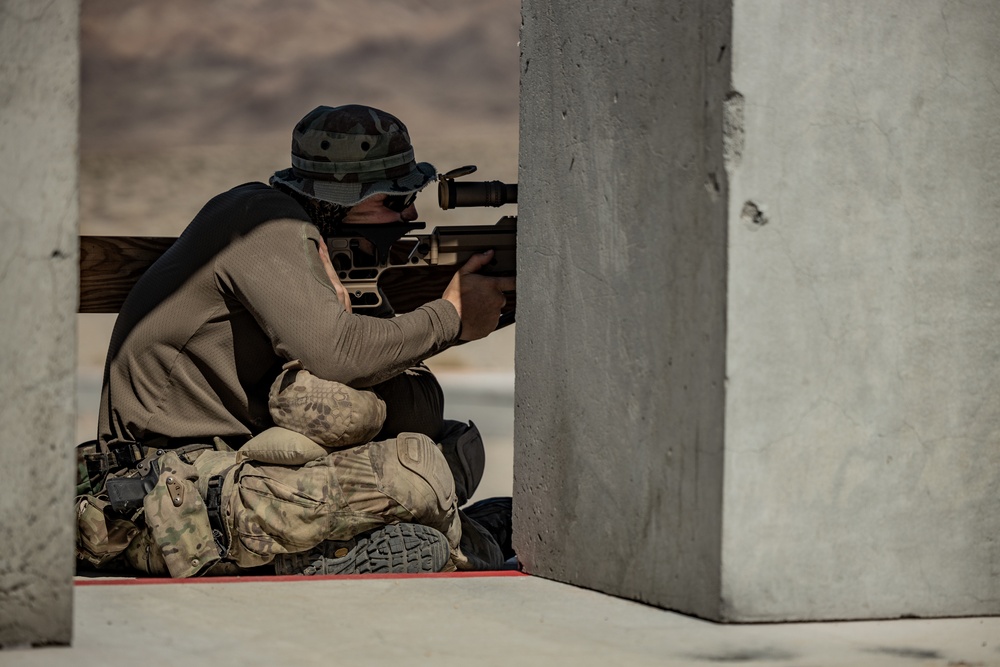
78,166,517,329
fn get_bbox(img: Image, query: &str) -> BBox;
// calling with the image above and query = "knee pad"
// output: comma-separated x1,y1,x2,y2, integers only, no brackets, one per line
371,433,456,524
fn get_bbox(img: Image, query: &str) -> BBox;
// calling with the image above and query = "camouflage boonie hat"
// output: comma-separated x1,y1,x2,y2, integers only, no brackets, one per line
270,104,436,207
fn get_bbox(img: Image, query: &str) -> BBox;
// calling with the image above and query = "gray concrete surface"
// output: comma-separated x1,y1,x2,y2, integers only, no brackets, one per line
722,0,1000,621
515,0,731,619
5,576,1000,666
0,0,79,648
516,0,1000,622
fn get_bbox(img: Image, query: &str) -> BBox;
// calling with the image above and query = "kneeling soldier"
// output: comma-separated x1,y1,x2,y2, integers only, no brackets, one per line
76,105,514,577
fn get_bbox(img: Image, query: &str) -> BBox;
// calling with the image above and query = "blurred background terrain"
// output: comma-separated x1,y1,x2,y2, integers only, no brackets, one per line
78,0,520,500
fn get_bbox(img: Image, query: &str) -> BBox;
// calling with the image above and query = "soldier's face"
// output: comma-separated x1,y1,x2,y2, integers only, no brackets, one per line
343,194,419,225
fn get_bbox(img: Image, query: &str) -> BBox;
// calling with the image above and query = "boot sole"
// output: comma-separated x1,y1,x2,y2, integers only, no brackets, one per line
276,523,450,576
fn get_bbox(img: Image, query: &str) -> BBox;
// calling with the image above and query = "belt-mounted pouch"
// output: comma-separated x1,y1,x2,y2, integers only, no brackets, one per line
79,438,148,500
143,451,221,578
75,494,140,567
76,440,107,496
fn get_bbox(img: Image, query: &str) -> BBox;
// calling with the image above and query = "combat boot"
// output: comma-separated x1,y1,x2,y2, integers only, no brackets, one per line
273,523,449,576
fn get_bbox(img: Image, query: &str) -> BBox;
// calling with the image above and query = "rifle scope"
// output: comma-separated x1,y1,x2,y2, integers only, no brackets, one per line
438,165,517,209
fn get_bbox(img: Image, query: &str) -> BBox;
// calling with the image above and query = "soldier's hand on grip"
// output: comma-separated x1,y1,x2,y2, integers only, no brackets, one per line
443,250,516,341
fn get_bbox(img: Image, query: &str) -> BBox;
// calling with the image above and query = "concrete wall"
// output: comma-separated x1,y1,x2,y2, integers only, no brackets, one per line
722,0,1000,621
514,0,732,618
515,0,1000,621
0,0,79,647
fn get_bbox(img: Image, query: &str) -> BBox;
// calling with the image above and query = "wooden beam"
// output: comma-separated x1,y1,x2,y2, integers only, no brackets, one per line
79,236,174,313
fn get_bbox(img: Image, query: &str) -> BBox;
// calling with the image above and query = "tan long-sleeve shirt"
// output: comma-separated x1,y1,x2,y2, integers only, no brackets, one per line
98,183,460,448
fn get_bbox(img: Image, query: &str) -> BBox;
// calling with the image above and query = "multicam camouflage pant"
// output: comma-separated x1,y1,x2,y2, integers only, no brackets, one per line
79,362,503,577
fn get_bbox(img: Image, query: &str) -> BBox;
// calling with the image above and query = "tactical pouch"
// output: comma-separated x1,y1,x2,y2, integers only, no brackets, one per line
143,451,221,578
75,494,139,567
76,440,107,497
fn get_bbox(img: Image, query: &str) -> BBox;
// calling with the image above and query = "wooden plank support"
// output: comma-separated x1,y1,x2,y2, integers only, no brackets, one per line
79,236,175,313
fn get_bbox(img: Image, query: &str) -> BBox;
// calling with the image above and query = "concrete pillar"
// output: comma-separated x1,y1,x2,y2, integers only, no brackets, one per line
515,0,732,620
0,0,79,647
514,0,1000,621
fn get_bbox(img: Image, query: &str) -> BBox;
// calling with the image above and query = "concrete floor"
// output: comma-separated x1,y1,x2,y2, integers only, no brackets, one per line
5,574,999,666
58,360,1000,666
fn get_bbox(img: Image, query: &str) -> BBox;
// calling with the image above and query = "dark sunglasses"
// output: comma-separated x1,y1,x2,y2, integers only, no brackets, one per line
382,192,418,213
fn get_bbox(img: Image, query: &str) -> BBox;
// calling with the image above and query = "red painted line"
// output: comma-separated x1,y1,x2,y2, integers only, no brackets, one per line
75,570,529,586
